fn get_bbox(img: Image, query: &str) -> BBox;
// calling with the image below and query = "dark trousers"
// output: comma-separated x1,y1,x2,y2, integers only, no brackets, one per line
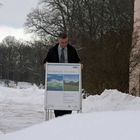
54,110,72,117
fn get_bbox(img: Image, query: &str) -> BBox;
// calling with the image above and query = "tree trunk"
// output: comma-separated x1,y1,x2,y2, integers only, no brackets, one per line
129,0,140,96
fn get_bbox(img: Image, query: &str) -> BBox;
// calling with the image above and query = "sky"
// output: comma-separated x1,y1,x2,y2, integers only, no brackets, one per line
0,0,39,42
0,0,139,42
1,82,140,139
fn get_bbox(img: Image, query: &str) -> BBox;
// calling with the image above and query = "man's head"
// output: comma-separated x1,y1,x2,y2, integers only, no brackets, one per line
58,33,68,48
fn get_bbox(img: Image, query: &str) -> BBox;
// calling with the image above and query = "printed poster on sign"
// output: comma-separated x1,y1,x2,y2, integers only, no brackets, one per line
45,63,82,111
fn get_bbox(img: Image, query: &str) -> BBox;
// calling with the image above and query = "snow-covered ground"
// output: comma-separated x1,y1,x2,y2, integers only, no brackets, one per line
0,84,44,134
0,82,140,140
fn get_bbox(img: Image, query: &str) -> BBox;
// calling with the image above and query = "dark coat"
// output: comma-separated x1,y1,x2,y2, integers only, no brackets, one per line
43,43,80,117
43,43,80,64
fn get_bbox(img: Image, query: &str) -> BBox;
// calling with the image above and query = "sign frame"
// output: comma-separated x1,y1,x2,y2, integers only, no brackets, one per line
44,63,82,120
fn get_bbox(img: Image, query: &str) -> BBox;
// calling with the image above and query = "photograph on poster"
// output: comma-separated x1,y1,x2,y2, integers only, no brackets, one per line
64,74,79,91
47,74,63,91
47,74,79,91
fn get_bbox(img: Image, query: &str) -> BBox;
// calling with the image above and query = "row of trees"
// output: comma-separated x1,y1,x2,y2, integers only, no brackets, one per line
0,36,48,85
25,0,134,94
0,0,134,94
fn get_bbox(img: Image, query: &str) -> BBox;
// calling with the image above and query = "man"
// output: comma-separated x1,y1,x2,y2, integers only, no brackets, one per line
43,33,81,117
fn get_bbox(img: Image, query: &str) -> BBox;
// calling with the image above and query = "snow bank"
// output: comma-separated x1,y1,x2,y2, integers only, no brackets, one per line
0,111,140,140
0,131,4,135
0,85,44,105
83,89,140,112
1,84,140,140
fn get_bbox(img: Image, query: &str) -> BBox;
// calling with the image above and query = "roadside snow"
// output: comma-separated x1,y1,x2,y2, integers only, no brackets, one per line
1,84,140,140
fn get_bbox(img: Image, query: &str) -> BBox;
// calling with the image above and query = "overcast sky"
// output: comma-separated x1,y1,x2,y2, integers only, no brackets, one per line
0,0,39,41
0,1,139,42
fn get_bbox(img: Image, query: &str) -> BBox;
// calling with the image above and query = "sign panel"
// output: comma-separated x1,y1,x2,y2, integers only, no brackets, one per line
45,63,82,111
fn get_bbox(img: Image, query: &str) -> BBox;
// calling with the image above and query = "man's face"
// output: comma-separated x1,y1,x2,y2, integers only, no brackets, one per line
59,37,68,48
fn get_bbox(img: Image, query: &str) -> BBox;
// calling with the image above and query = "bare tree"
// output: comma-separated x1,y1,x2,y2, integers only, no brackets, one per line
25,0,134,94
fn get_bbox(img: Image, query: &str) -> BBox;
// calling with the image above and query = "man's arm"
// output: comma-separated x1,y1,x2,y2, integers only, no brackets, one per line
43,50,51,70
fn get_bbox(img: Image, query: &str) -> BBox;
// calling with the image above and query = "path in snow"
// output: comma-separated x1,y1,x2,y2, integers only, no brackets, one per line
0,103,44,134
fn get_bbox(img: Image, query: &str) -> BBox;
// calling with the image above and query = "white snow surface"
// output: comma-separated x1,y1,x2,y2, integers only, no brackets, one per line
0,83,140,140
